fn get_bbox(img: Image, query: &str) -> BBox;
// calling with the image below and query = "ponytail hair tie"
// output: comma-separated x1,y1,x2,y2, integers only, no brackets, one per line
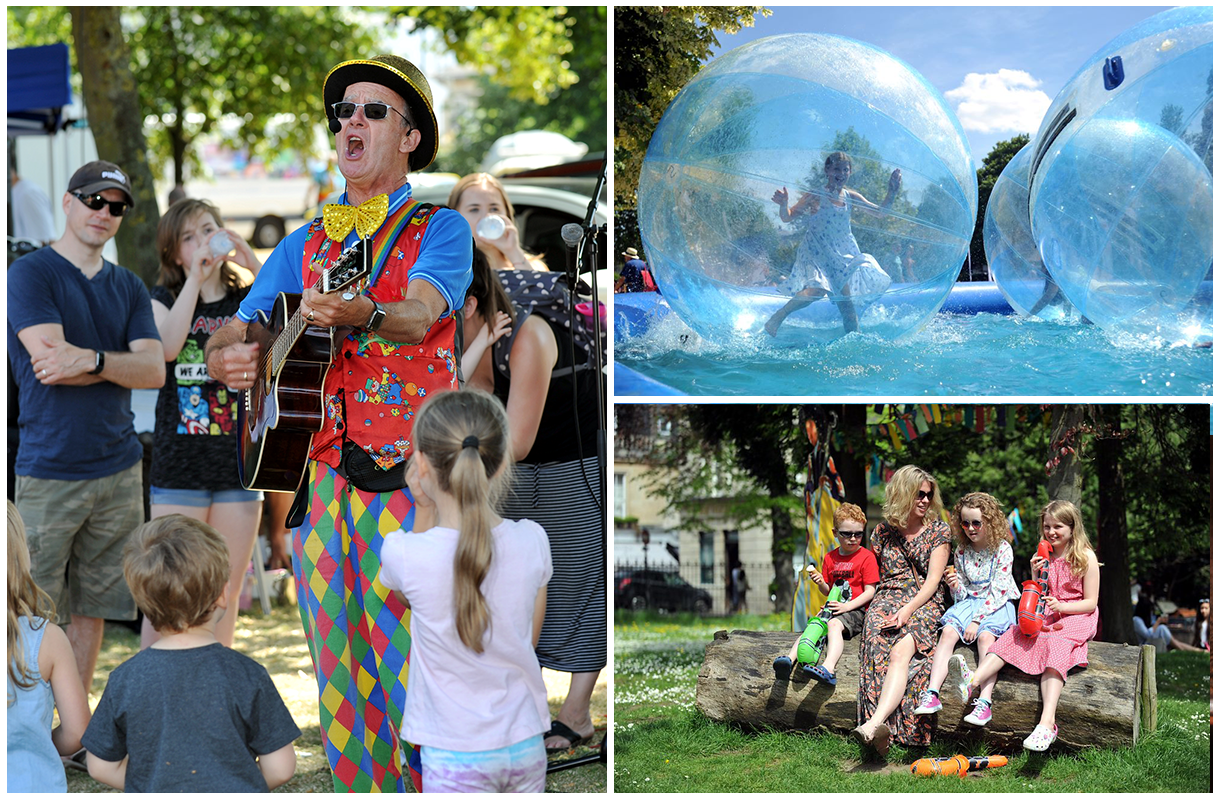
462,435,480,450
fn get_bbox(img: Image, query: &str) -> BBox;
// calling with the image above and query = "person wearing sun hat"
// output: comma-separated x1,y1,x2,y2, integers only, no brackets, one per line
618,246,648,292
205,54,472,793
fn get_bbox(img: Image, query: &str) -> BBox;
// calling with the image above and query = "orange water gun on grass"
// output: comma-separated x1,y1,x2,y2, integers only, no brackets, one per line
910,754,1008,777
1017,540,1063,635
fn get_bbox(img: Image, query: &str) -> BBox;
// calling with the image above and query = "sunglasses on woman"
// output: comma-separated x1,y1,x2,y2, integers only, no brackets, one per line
73,192,128,217
917,490,934,501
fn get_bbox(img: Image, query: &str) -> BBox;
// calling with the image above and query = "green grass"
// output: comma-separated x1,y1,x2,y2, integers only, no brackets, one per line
613,611,1211,792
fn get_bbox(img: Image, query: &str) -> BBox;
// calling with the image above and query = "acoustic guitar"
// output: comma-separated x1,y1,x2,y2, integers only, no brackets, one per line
237,240,369,492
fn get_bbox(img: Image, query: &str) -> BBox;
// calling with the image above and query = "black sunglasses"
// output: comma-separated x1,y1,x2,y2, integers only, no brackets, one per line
331,101,411,126
917,490,934,501
73,191,128,217
836,529,864,539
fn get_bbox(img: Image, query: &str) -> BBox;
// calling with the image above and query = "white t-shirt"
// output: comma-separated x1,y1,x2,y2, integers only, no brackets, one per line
379,518,553,751
11,178,57,245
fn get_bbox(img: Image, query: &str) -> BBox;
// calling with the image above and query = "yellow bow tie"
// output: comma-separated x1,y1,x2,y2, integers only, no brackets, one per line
323,194,389,241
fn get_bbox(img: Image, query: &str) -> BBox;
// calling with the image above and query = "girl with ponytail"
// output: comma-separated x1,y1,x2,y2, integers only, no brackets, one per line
379,389,552,793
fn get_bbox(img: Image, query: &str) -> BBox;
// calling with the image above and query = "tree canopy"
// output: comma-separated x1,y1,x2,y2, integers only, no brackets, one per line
968,133,1029,273
614,6,768,252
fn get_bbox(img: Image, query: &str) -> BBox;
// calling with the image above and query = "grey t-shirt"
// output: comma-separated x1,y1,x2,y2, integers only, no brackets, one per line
81,643,300,792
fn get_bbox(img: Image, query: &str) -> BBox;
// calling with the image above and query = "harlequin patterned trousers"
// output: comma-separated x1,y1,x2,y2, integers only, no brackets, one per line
292,462,422,792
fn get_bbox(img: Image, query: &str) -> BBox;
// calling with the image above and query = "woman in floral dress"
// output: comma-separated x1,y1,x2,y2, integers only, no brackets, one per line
852,465,951,756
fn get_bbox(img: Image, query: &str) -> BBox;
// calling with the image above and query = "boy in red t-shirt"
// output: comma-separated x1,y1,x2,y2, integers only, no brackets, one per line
774,503,879,686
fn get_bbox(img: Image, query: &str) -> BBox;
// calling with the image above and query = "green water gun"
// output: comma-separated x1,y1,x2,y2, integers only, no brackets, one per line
796,579,852,666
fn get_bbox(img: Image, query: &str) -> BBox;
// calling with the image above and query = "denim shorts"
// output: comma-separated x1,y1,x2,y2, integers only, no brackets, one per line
941,596,1016,638
149,486,264,506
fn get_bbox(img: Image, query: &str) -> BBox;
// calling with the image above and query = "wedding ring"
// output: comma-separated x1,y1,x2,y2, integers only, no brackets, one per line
40,369,46,376
243,371,248,381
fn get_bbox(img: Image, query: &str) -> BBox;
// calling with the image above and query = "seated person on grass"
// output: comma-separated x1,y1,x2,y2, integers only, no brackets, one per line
773,503,879,686
81,515,300,792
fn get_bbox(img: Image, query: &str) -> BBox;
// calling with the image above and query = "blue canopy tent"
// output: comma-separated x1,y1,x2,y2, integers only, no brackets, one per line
7,43,73,136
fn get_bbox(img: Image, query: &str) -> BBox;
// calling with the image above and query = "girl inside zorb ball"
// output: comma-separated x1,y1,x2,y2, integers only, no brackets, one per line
637,33,977,345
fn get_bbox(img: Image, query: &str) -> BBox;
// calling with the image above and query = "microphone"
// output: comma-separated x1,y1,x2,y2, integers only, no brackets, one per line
561,223,583,277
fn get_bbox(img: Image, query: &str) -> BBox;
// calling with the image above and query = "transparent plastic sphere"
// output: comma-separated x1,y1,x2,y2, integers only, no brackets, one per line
1028,6,1213,334
984,143,1078,321
637,33,977,344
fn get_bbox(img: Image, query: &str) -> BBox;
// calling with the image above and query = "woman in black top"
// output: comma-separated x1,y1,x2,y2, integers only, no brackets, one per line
146,198,263,648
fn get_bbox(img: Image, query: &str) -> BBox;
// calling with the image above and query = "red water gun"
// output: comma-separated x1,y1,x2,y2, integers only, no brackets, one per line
1018,540,1054,635
910,754,1008,777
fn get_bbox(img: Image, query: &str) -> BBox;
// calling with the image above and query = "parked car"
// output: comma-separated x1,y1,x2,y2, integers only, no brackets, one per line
615,569,712,613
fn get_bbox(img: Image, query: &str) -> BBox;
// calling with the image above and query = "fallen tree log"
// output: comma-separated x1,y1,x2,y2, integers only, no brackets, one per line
695,629,1155,751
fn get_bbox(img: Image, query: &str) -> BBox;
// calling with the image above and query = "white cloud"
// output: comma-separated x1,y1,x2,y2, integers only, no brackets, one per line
945,69,1052,134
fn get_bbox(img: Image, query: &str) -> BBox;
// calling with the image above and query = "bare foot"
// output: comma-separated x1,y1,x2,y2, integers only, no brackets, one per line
764,316,782,337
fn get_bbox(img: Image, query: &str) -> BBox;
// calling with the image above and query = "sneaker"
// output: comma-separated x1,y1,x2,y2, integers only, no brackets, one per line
913,689,942,715
951,653,975,704
61,747,88,772
773,656,792,681
1023,723,1058,752
964,698,993,726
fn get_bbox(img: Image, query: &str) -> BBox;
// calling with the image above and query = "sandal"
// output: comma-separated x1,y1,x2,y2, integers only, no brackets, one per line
806,665,837,686
544,720,594,753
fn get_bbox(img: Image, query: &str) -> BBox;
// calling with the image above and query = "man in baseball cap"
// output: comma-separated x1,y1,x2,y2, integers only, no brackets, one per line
65,160,136,208
7,158,163,717
204,54,471,793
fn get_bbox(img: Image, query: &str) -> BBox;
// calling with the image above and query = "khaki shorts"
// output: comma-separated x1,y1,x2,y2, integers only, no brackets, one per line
831,607,866,640
16,462,143,624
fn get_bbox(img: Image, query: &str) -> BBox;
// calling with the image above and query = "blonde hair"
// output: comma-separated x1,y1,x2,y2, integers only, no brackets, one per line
951,492,1011,552
412,389,512,653
8,502,57,701
123,515,230,634
1041,500,1095,576
447,172,517,223
834,503,866,528
882,465,943,528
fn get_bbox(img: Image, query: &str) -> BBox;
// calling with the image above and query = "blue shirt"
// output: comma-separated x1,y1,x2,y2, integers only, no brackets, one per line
7,248,160,480
238,183,473,322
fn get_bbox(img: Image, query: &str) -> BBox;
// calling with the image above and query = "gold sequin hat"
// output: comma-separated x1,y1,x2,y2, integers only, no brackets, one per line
324,54,438,171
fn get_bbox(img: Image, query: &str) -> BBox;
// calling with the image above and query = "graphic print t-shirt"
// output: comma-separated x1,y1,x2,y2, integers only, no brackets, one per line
821,546,881,603
149,285,250,491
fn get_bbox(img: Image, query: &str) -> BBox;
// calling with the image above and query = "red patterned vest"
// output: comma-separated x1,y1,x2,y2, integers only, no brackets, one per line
300,200,459,471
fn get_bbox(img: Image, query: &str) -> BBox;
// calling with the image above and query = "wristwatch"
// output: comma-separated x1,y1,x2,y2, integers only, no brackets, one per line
90,350,105,375
365,301,387,333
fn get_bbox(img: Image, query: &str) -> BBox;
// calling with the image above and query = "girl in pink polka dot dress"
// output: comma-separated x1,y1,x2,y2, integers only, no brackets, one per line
954,500,1100,752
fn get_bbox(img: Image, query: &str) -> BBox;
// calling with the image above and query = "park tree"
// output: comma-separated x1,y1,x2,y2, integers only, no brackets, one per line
407,6,607,175
614,6,768,253
967,133,1030,274
71,7,160,284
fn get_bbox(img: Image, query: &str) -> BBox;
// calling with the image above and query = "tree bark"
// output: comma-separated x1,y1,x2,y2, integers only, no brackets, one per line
71,7,160,285
770,505,795,615
1096,406,1136,644
836,404,868,509
1046,405,1085,505
696,629,1155,751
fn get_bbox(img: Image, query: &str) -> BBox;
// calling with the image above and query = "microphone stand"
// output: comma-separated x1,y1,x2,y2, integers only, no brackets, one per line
546,158,608,777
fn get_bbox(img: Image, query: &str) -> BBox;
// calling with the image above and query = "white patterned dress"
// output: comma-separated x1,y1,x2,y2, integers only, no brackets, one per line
779,194,892,299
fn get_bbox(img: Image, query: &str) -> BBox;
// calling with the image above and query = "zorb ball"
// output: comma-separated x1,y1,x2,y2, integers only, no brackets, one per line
984,143,1079,320
1028,6,1212,335
637,34,977,344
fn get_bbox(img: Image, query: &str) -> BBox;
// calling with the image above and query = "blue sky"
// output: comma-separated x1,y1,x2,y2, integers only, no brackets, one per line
709,6,1173,165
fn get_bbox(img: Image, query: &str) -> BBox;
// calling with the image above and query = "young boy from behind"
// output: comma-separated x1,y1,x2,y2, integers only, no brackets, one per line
773,503,879,686
82,515,300,792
